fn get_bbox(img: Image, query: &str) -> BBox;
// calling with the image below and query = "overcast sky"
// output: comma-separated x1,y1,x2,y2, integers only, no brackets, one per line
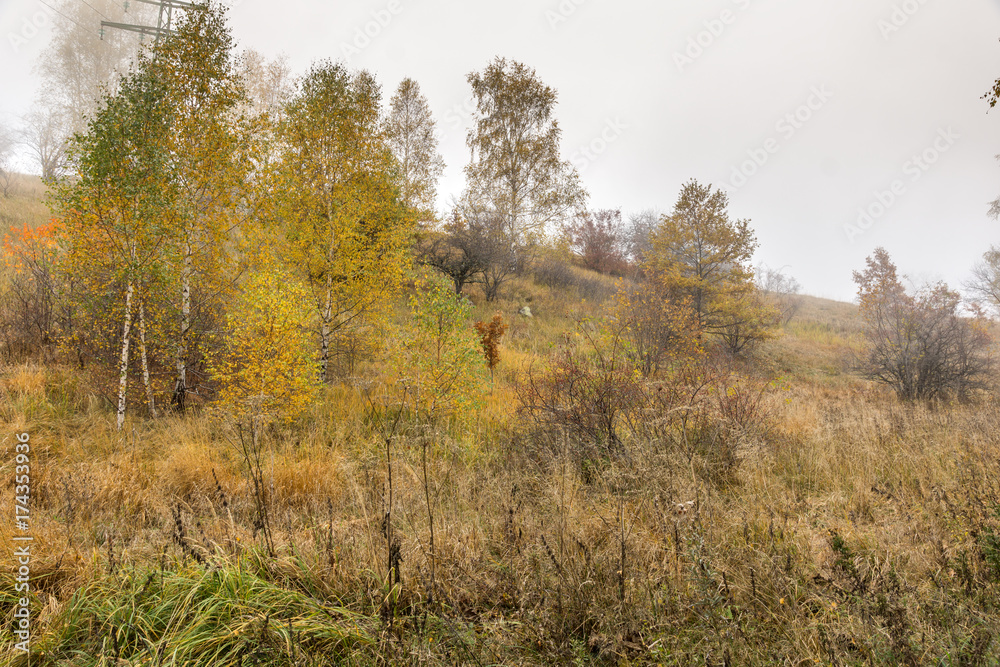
2,0,999,301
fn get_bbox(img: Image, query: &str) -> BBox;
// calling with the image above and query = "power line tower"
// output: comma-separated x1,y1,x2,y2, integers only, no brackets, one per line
101,0,196,44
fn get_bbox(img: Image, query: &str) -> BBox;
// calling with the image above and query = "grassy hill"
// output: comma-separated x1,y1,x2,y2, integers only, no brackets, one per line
0,175,48,234
2,190,1000,665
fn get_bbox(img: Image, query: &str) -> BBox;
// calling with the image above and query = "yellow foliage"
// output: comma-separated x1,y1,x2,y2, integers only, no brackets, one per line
211,266,318,421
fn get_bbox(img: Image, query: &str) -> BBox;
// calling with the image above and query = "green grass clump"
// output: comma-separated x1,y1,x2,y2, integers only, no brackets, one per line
27,553,375,666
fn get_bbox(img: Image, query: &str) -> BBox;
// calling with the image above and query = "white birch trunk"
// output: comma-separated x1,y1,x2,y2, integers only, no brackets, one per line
174,240,191,409
116,281,135,432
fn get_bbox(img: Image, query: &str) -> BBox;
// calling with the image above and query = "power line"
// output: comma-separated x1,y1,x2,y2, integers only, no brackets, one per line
36,0,99,36
79,0,109,20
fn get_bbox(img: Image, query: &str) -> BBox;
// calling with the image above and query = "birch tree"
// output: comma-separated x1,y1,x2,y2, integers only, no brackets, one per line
52,59,175,430
385,78,444,222
464,57,586,246
151,3,257,411
276,61,411,382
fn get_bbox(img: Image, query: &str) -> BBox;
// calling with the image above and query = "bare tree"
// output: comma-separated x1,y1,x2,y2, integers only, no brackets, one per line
854,247,993,400
625,208,660,265
756,263,802,324
22,108,67,180
966,245,1000,317
463,203,519,302
416,210,488,295
28,0,152,176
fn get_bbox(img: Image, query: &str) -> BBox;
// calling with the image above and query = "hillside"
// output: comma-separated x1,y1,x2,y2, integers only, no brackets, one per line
0,175,48,235
3,185,1000,665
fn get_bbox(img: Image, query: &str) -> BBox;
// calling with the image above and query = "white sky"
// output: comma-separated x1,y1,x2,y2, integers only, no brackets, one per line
2,0,999,301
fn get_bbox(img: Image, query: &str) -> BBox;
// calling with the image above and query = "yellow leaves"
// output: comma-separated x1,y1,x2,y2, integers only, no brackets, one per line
273,69,412,374
212,266,318,421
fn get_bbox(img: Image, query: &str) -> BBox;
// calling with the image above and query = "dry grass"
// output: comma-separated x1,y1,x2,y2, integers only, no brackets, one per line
0,174,49,235
2,277,1000,664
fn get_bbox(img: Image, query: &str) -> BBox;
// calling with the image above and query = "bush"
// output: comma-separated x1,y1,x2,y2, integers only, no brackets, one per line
0,222,62,360
516,318,774,484
562,208,629,276
533,257,577,290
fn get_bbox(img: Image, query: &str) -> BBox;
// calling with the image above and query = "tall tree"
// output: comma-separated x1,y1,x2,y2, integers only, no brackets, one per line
150,2,257,411
276,61,411,382
647,180,776,354
52,57,176,430
385,78,445,222
464,57,586,246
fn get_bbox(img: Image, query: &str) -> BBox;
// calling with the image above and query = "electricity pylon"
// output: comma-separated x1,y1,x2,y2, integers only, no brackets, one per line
101,0,197,44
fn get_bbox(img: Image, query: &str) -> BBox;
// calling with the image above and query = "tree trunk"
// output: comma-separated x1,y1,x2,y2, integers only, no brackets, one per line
116,281,135,432
173,242,191,411
138,299,157,418
320,279,333,383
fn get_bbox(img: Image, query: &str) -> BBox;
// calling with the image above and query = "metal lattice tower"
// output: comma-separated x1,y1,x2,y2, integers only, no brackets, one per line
101,0,196,44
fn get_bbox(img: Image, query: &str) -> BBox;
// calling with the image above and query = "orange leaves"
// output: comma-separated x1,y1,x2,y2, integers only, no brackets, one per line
474,313,507,379
2,222,60,271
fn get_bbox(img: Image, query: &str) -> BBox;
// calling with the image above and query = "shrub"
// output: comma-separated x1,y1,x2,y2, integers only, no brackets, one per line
0,221,62,360
516,320,645,463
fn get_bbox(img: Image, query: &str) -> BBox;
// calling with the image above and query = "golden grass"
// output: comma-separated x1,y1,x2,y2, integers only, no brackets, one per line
2,271,1000,663
0,174,49,236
